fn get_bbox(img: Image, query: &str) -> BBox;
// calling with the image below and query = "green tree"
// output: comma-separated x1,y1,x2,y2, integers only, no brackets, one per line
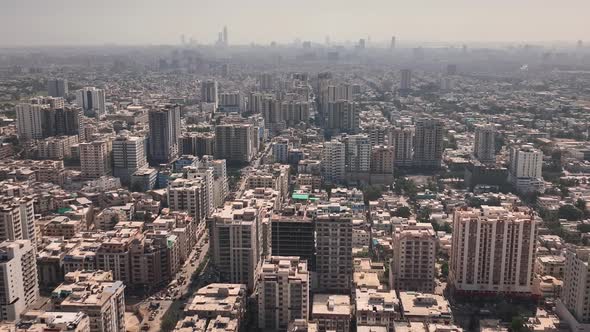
558,204,584,221
510,316,526,332
417,207,431,223
440,261,449,278
393,206,412,218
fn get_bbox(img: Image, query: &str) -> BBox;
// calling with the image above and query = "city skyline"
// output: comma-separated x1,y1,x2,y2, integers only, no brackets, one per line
1,0,589,46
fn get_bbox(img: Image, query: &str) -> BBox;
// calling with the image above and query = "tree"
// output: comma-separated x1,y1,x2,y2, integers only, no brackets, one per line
363,185,383,203
510,316,526,332
440,261,449,278
575,198,588,216
417,207,431,223
558,204,584,221
393,206,412,218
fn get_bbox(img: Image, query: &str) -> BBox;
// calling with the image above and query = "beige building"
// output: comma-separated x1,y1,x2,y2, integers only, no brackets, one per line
79,140,111,180
311,294,351,332
414,119,444,168
473,124,496,164
167,178,206,224
450,206,537,296
355,288,400,332
370,145,395,175
0,197,36,247
535,255,565,279
51,270,125,332
184,283,247,328
215,124,256,163
0,240,38,321
556,247,590,331
398,292,452,324
390,126,414,167
390,222,436,293
17,310,90,332
316,214,353,293
258,256,309,331
209,201,262,290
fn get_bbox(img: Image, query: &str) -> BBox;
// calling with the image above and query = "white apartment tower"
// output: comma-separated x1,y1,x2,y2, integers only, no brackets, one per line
390,222,436,293
112,135,148,185
0,197,36,247
474,124,496,164
557,247,590,330
509,145,544,193
258,256,310,331
79,140,111,179
76,87,106,118
343,134,371,174
322,140,346,184
15,103,44,140
450,206,537,296
0,240,39,321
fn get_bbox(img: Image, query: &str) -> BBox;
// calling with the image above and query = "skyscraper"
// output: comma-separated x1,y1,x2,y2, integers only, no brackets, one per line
316,214,353,293
80,140,111,179
414,119,444,168
390,126,414,167
322,140,345,184
450,206,537,296
343,134,371,174
201,80,219,109
223,26,228,46
15,103,44,140
557,247,590,330
76,87,106,118
326,101,360,133
47,78,68,98
400,69,412,91
148,104,181,165
509,145,544,193
215,124,256,163
0,240,39,321
112,134,148,185
473,124,496,164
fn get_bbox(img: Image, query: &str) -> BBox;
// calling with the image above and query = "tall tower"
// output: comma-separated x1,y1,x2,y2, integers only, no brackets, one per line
47,78,68,98
400,69,412,91
200,80,219,108
76,87,106,118
112,134,148,184
390,36,396,49
148,104,181,165
223,26,228,46
414,119,444,168
316,214,353,293
473,124,496,164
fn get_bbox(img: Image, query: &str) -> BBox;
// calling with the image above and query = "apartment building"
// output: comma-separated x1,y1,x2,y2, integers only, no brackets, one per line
79,140,111,180
0,240,38,321
316,214,353,293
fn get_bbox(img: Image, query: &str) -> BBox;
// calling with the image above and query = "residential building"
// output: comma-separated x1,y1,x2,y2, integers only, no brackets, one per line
390,126,414,167
148,104,181,165
398,292,451,324
509,145,544,193
355,288,400,332
184,283,247,327
316,214,353,293
414,119,444,168
326,101,359,133
474,124,496,164
79,140,111,180
112,134,147,185
0,240,38,321
47,78,69,98
311,294,351,332
322,140,345,184
215,124,256,163
76,87,106,118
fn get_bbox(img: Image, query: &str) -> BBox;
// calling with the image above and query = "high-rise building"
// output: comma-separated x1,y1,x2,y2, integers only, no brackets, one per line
16,103,44,140
509,145,544,193
201,80,219,108
322,140,345,184
223,26,228,46
450,206,537,296
326,101,359,133
259,73,274,91
209,201,262,290
167,178,206,223
557,247,590,330
364,123,389,146
201,156,229,208
16,98,79,140
390,36,396,49
343,134,371,174
390,222,436,293
316,214,353,293
76,87,106,118
414,119,444,168
219,91,244,113
112,134,148,185
0,197,36,247
271,210,316,271
258,256,310,331
47,78,68,98
370,145,395,176
281,101,310,127
390,126,415,167
186,166,215,220
215,124,255,163
79,140,111,180
400,69,412,91
474,124,496,164
0,240,38,321
148,104,181,165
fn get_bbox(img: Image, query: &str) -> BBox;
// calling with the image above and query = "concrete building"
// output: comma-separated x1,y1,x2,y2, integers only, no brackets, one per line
281,101,310,127
322,140,345,184
16,103,44,140
555,247,590,331
343,134,371,174
398,292,451,324
148,104,181,165
272,139,290,164
209,201,262,290
0,197,36,246
184,283,247,326
450,206,537,296
51,271,125,332
311,294,351,332
47,78,69,98
414,119,444,168
370,145,395,176
271,209,315,271
112,134,147,185
355,288,400,332
326,101,359,133
390,222,436,293
215,124,256,163
390,126,414,167
76,87,105,118
79,140,111,180
219,91,244,113
16,310,90,332
201,156,229,208
167,178,206,224
316,214,353,293
400,69,412,91
258,257,309,331
509,145,544,193
0,240,38,321
201,80,219,109
473,124,496,164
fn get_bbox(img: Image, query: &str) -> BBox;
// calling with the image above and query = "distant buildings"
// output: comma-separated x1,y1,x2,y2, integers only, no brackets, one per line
450,206,537,296
326,101,360,133
148,104,181,165
47,78,68,98
413,119,444,168
16,97,79,140
201,80,219,109
76,87,106,118
400,69,412,91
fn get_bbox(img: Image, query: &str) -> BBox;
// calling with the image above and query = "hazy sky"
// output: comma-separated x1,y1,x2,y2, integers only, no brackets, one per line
1,0,589,46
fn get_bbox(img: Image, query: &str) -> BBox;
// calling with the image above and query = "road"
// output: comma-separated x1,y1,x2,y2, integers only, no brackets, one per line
136,235,210,332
